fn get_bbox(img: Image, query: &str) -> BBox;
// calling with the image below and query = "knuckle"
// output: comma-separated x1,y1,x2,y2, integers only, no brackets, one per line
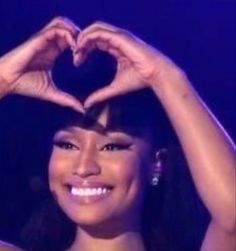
116,28,129,37
43,26,65,35
49,16,70,28
46,17,79,35
53,16,67,22
41,28,54,37
94,20,105,26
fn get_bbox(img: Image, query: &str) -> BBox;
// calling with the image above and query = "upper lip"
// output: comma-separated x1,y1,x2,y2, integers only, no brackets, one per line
64,177,114,189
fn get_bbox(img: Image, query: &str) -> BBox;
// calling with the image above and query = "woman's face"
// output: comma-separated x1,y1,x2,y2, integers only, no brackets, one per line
48,109,153,230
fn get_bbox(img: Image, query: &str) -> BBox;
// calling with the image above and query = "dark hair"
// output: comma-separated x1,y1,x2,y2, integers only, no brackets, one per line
20,50,209,251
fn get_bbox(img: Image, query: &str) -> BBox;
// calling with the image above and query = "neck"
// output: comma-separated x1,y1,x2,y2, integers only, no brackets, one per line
68,225,146,251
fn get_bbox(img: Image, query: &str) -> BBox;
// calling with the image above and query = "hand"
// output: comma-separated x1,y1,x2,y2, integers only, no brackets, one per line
0,17,83,112
74,21,181,108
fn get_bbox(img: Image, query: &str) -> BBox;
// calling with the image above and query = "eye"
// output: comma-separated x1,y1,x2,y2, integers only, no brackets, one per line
53,140,78,150
101,143,132,151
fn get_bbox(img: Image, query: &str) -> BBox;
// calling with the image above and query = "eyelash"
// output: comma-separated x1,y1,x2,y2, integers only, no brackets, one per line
53,140,78,150
101,143,131,151
53,141,131,151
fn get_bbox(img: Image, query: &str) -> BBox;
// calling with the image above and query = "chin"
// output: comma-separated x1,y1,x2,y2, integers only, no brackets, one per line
54,188,120,227
51,183,143,230
65,206,116,226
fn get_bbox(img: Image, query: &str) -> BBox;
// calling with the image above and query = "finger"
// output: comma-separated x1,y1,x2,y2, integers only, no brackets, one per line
74,28,160,77
74,29,124,66
73,44,121,67
43,16,80,38
84,86,116,108
76,28,139,59
76,21,119,47
39,17,80,52
43,88,85,113
28,27,77,66
82,21,119,33
0,27,76,79
73,22,122,66
40,26,77,51
84,83,131,109
73,42,96,66
73,40,122,67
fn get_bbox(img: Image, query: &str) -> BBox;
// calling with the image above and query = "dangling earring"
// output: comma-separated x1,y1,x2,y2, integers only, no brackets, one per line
151,149,166,186
151,160,162,186
151,175,160,186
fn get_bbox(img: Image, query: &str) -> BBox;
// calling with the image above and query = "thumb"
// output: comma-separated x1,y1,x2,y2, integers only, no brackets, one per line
42,88,84,113
84,84,126,109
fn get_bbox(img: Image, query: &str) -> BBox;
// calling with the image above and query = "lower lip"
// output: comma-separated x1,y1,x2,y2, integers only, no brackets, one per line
67,188,112,205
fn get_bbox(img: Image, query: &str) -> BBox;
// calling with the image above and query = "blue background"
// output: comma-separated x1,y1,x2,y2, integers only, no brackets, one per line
0,0,235,245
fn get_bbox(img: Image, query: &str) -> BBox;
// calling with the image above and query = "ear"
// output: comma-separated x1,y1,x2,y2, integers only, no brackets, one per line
149,148,167,186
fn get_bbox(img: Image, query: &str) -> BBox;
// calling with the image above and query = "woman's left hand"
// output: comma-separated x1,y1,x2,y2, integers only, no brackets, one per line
74,21,182,108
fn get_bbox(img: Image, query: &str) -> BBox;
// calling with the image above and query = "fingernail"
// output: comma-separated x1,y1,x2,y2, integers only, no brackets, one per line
74,106,85,113
71,41,77,51
73,58,80,67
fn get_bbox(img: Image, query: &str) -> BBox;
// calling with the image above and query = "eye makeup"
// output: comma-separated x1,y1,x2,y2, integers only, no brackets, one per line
100,142,133,151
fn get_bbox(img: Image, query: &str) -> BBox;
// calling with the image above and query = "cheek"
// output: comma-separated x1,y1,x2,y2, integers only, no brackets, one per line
121,152,151,201
48,149,73,189
108,152,147,189
110,154,149,215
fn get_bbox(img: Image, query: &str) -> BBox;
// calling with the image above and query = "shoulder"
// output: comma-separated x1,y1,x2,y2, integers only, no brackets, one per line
0,241,25,251
200,222,236,251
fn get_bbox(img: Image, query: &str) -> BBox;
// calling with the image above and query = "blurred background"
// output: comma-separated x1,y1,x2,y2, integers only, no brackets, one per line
0,0,235,246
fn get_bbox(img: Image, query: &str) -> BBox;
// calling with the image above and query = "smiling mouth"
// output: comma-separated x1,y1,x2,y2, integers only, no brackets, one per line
65,184,113,205
70,186,112,197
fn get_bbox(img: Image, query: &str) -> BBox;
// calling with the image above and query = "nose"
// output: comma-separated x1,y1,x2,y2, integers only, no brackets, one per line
72,150,101,178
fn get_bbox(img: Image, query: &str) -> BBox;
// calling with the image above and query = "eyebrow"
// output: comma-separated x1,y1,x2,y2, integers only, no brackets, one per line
55,126,134,141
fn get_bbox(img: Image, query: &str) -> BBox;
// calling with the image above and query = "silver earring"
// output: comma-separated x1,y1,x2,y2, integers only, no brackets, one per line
151,162,162,186
151,174,160,186
151,149,166,186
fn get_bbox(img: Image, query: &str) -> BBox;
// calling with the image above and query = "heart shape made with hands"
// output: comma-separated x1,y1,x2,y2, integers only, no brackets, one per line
54,42,146,113
69,21,163,110
71,49,149,111
53,47,117,111
1,18,161,115
1,15,176,116
10,19,164,113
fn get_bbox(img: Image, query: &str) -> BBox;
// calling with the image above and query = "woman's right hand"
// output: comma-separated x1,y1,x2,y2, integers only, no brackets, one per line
0,17,83,112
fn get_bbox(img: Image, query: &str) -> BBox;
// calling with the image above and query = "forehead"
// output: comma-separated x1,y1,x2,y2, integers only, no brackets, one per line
55,126,134,142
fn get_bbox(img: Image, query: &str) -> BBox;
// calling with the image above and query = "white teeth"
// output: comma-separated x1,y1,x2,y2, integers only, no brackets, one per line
71,187,110,196
97,187,102,195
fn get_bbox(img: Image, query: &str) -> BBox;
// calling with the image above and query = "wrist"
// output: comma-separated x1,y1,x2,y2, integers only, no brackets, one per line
150,66,192,101
0,75,10,99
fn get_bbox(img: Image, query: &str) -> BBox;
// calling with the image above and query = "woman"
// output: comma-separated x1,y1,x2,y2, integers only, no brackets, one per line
0,17,235,251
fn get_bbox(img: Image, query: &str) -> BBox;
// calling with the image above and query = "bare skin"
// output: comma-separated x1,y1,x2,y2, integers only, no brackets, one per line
0,242,23,251
0,18,235,251
0,16,83,112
